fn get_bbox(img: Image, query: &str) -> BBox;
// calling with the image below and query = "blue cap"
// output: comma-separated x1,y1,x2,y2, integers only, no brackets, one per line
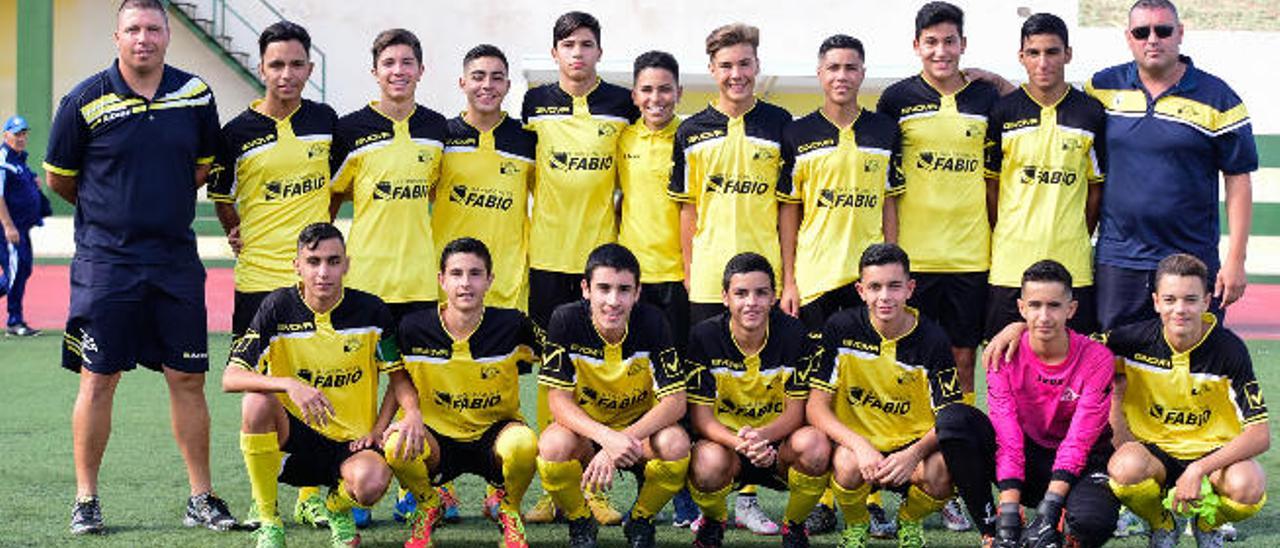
4,115,29,133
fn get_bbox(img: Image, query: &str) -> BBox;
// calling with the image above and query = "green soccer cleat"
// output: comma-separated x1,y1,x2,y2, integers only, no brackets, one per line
328,509,361,547
294,493,330,528
253,522,287,548
897,519,925,548
838,523,870,548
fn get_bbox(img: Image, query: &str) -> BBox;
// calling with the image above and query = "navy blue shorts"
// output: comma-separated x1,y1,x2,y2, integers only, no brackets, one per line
62,259,208,374
280,413,380,488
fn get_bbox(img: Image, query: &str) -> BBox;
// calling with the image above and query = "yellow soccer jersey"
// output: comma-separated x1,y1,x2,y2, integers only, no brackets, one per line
331,103,446,303
434,114,535,310
782,108,902,304
538,300,684,429
1106,315,1268,460
684,309,817,431
522,80,638,274
228,286,401,442
398,305,541,441
987,87,1105,287
811,306,962,451
876,75,999,272
208,99,336,292
618,118,683,284
668,100,795,303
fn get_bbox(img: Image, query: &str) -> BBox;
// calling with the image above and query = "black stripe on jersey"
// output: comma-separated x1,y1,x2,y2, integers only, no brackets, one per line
537,300,683,394
397,306,543,363
208,100,337,199
685,308,817,404
670,101,793,197
331,104,448,173
228,286,395,370
875,75,999,122
985,87,1108,177
520,80,639,124
784,108,899,157
443,115,536,162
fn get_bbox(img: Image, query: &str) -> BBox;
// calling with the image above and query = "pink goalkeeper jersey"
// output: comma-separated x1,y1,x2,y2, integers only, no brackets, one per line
988,330,1114,484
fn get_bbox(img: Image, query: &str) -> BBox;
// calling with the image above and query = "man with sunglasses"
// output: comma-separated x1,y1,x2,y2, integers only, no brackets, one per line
1084,0,1257,332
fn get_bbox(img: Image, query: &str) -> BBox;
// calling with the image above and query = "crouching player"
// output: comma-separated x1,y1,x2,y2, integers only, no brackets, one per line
808,243,961,548
940,260,1118,547
536,243,690,548
1105,254,1269,547
684,253,828,548
381,237,541,547
222,223,425,548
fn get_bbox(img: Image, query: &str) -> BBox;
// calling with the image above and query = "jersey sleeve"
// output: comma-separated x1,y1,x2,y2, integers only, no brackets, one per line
776,125,802,203
784,331,821,399
650,317,686,399
228,295,279,373
1086,98,1107,185
983,103,1003,180
206,128,236,203
809,317,844,394
683,329,716,406
1050,341,1115,482
885,124,905,197
195,85,220,165
667,128,697,203
517,313,545,375
987,349,1027,489
43,94,88,177
375,301,403,373
329,121,355,194
923,331,963,411
1223,333,1268,427
537,307,578,391
1211,88,1258,176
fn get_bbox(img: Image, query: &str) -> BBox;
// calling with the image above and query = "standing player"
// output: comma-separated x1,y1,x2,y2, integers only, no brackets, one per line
45,0,235,534
207,22,338,527
808,243,962,548
382,238,541,548
536,243,690,548
783,34,901,331
684,252,828,548
433,44,534,312
223,222,425,548
983,13,1105,339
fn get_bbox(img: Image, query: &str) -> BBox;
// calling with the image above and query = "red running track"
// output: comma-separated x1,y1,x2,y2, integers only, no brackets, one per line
10,265,1280,339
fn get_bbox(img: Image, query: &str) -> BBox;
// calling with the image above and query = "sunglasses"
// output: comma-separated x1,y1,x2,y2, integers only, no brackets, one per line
1129,24,1175,40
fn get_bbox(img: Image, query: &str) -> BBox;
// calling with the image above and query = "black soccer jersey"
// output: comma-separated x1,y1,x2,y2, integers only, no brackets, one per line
538,300,683,429
1106,314,1268,460
398,306,541,441
684,309,818,431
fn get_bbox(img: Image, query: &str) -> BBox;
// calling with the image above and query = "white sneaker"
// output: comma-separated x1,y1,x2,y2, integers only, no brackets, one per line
941,499,972,532
734,494,780,535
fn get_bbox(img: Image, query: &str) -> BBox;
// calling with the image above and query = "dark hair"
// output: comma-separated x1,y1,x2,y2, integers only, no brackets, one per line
706,23,759,58
915,1,965,38
1020,12,1069,48
1155,253,1210,292
1130,0,1179,22
585,243,640,283
859,243,911,275
371,28,422,68
818,34,865,62
1021,259,1073,297
463,44,508,71
118,0,167,23
297,222,344,251
633,50,679,83
439,237,493,273
721,252,775,292
259,20,311,57
553,11,601,47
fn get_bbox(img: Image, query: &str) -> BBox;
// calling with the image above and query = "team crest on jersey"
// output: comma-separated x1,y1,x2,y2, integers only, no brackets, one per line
598,124,618,137
863,158,883,173
1060,137,1084,152
937,367,960,398
657,348,680,379
753,148,777,162
499,161,521,175
480,365,502,380
343,336,363,353
307,142,329,159
964,123,984,138
626,359,646,377
1244,381,1266,411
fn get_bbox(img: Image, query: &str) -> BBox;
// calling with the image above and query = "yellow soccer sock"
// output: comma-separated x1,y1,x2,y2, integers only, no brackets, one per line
384,429,438,508
832,481,872,525
632,457,690,520
536,385,552,430
537,458,590,520
819,487,835,508
326,479,366,513
240,432,284,525
495,424,538,512
783,468,831,524
739,484,759,496
898,484,948,522
689,481,735,522
297,486,322,502
1215,493,1267,527
867,489,883,507
1110,478,1173,530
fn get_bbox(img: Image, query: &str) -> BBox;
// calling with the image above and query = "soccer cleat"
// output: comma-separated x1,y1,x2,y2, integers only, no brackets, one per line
438,483,462,524
692,517,727,547
6,322,39,336
70,496,106,535
1115,507,1147,538
734,494,780,535
294,493,331,528
1149,518,1184,548
897,519,925,548
497,506,530,548
672,489,700,528
1219,522,1238,542
484,487,506,522
983,534,1021,548
624,514,657,548
253,523,287,548
1192,519,1226,548
393,490,418,523
328,508,361,547
241,502,264,531
941,498,972,531
351,507,371,528
804,503,838,535
567,515,600,548
184,491,238,531
524,492,560,524
587,490,623,525
868,502,898,539
838,523,870,548
404,505,441,548
781,521,811,548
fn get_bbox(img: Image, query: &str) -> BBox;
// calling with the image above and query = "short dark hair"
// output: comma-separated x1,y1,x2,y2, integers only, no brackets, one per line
1155,253,1210,293
371,28,422,68
585,243,640,284
439,237,493,274
915,1,965,38
722,252,775,292
259,20,311,57
1021,12,1069,48
859,243,911,276
463,44,508,71
706,23,759,58
553,11,601,47
297,222,344,251
633,50,679,83
1130,0,1179,22
818,34,865,62
1021,259,1074,297
118,0,168,23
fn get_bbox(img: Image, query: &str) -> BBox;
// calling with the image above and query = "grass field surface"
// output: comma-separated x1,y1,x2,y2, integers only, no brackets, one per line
2,333,1277,547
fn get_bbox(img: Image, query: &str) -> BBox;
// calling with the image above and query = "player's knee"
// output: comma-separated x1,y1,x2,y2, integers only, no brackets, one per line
536,424,579,462
788,427,831,475
918,452,952,498
163,368,205,393
345,457,392,506
239,392,279,433
1106,443,1153,485
1218,460,1266,504
77,370,121,400
689,441,733,491
1065,494,1119,546
934,403,981,442
650,425,691,461
831,446,863,489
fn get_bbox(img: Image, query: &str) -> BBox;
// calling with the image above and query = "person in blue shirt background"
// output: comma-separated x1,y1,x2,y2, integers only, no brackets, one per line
0,114,51,337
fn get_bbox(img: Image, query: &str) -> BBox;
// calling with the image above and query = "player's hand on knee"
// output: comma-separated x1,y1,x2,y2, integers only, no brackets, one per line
349,433,377,452
582,451,617,492
287,380,334,427
851,440,884,486
601,430,643,468
382,418,426,460
873,449,918,487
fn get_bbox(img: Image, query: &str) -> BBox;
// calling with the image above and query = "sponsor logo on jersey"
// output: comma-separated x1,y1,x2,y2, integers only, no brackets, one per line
534,105,571,116
263,174,326,201
449,184,514,211
846,385,912,415
297,367,364,388
797,138,835,155
276,322,316,333
1003,118,1038,131
1018,166,1078,186
578,385,650,411
706,174,769,195
717,398,784,420
1130,353,1173,369
355,131,392,147
433,389,503,410
373,179,432,200
817,188,879,208
1147,403,1212,426
916,151,980,173
686,128,726,146
241,133,276,152
446,137,478,147
549,150,614,171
